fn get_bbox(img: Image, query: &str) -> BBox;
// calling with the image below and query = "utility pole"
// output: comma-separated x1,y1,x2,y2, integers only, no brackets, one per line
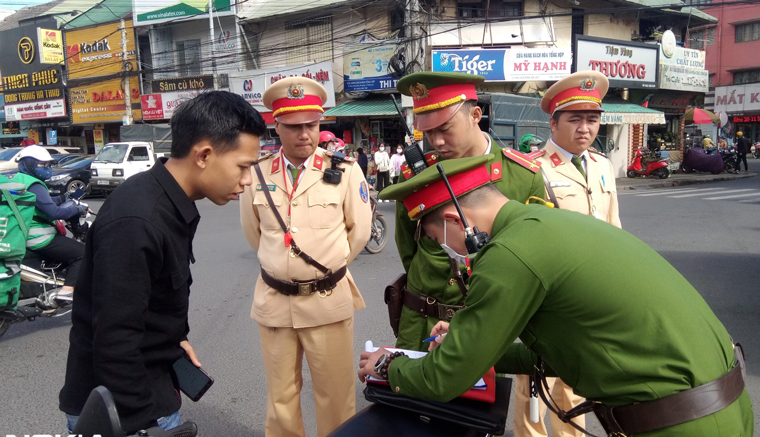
405,0,421,146
121,18,133,125
209,0,218,89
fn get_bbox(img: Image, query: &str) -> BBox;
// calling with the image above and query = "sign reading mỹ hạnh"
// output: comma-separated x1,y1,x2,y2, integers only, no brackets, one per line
601,112,665,125
574,36,659,89
431,48,572,82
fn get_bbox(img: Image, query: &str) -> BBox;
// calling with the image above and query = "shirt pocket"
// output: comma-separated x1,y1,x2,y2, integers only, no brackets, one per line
307,191,341,229
596,177,615,217
253,190,284,231
552,185,578,203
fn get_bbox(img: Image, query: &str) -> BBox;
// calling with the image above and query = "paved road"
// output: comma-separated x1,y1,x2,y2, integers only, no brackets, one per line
1,160,758,436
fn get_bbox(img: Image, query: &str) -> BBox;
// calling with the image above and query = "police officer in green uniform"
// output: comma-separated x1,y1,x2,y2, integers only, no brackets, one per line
360,156,753,437
394,72,545,351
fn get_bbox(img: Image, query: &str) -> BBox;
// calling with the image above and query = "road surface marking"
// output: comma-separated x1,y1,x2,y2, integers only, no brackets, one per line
668,189,753,198
704,191,760,200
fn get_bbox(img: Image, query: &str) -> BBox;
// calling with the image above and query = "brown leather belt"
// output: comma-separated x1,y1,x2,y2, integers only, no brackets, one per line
402,288,464,321
260,266,346,296
595,344,746,435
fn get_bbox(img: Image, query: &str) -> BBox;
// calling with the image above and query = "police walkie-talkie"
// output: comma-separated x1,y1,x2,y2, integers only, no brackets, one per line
391,95,429,176
436,164,491,254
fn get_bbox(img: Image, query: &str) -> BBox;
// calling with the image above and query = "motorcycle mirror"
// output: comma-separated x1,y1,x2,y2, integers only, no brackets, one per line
72,386,123,437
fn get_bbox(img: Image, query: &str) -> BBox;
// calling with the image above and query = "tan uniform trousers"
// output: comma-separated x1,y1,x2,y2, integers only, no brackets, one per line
514,374,585,437
258,318,356,437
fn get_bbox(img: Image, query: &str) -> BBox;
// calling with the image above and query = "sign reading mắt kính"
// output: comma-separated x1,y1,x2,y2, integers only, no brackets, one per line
574,36,659,89
713,83,760,114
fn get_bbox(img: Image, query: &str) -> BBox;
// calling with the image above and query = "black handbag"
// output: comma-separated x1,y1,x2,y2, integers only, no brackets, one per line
363,377,512,436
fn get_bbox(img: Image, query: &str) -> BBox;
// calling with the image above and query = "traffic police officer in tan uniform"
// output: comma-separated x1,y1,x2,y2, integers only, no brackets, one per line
240,77,372,437
514,71,621,437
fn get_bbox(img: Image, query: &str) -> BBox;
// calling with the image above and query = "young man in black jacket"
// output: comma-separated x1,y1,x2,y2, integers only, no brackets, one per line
59,91,265,434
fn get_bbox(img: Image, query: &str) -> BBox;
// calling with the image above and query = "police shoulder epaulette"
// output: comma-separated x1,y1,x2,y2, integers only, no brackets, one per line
503,148,541,173
588,149,609,163
400,151,439,179
256,152,274,162
527,150,546,160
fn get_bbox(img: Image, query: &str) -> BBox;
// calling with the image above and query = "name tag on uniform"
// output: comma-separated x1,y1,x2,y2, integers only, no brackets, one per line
256,184,276,191
550,181,572,188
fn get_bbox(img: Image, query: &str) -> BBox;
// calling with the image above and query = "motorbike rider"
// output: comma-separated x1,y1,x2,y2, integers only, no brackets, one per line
518,134,543,154
702,134,715,149
13,146,87,301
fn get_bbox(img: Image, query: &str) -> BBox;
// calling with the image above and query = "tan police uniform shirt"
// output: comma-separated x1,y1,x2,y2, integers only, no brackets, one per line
536,140,621,228
240,147,372,328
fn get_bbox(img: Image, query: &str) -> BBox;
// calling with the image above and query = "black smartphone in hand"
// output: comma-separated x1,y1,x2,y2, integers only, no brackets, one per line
172,355,214,402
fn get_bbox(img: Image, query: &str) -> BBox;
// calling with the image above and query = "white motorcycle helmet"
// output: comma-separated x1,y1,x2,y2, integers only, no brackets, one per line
15,145,55,163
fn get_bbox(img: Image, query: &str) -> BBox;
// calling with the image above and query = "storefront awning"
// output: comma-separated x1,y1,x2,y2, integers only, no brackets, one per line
323,99,399,117
601,99,666,125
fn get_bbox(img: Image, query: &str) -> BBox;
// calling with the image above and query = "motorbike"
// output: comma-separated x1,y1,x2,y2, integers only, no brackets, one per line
682,146,725,174
752,143,760,159
720,146,740,173
0,197,93,337
73,386,198,437
364,196,388,254
627,148,669,179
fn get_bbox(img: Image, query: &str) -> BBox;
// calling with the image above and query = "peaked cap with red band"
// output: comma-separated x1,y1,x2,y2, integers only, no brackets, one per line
541,71,609,116
397,72,484,132
379,154,494,220
263,76,328,124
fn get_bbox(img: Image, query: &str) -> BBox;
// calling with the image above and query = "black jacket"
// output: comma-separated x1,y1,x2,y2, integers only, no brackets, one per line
59,159,199,433
737,137,749,154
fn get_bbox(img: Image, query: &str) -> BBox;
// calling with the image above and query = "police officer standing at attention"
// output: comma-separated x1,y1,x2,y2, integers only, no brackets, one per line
239,77,371,437
513,71,621,437
361,156,753,437
393,72,545,351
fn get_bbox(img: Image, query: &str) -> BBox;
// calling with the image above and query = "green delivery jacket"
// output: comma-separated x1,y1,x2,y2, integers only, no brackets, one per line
394,138,546,351
387,201,753,436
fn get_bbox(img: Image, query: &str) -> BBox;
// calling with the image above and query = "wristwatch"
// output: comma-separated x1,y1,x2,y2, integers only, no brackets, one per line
374,351,406,380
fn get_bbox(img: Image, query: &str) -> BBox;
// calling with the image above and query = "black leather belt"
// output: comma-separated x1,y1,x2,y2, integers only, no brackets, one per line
402,288,464,321
260,266,347,296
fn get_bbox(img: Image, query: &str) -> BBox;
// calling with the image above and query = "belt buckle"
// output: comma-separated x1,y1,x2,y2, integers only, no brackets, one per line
297,282,313,296
437,304,458,321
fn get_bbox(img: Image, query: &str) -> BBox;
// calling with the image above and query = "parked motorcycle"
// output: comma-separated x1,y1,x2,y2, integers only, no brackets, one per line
720,146,740,173
0,198,93,337
627,148,669,179
752,143,760,159
682,146,724,174
364,196,388,254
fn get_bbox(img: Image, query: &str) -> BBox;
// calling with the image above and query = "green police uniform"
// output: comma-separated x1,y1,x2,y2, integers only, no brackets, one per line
390,72,546,351
381,158,753,437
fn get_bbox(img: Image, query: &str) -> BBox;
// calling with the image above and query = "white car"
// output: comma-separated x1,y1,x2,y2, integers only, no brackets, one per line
0,146,81,171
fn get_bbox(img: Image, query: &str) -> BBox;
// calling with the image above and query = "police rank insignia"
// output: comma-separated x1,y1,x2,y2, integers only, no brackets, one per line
580,77,596,91
410,83,430,100
287,83,305,99
360,181,369,203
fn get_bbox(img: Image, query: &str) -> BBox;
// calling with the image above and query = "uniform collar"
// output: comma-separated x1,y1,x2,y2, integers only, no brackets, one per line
281,152,312,170
151,158,200,226
483,132,492,155
550,139,589,163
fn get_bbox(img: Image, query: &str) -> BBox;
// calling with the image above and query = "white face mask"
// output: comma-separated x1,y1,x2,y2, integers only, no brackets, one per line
379,147,385,151
397,149,403,154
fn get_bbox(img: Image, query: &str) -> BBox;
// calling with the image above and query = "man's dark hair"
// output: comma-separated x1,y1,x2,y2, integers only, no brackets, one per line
421,183,503,227
357,148,364,154
552,111,562,123
170,91,266,158
459,99,477,115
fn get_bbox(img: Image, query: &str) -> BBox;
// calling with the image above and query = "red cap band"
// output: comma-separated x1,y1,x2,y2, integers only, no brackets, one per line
404,165,491,219
413,83,478,114
549,87,602,115
272,95,325,118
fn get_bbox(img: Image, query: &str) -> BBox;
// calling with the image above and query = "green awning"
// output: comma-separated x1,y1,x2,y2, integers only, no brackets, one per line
601,98,666,125
323,99,399,117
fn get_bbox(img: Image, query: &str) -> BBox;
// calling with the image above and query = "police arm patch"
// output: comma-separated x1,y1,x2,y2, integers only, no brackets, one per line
360,180,369,203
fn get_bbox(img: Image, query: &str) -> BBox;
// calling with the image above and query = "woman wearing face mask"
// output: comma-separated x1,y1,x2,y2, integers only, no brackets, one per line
374,142,391,196
389,144,406,186
14,145,86,301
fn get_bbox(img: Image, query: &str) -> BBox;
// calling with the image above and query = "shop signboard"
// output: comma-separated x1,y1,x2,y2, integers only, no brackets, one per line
65,21,137,79
133,0,234,25
431,47,571,81
47,128,57,145
140,89,206,120
70,78,142,123
343,43,398,92
38,28,64,64
713,84,760,114
230,61,336,112
2,122,21,135
0,21,66,111
0,95,4,120
657,32,707,93
574,36,659,89
4,98,66,121
151,75,214,93
733,115,760,123
93,129,105,153
601,112,665,125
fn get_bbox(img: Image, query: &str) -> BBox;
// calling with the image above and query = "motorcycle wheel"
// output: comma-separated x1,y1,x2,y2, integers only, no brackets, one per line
653,168,669,179
754,151,760,159
0,318,10,337
364,216,388,254
682,163,693,173
626,170,638,178
724,160,736,173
